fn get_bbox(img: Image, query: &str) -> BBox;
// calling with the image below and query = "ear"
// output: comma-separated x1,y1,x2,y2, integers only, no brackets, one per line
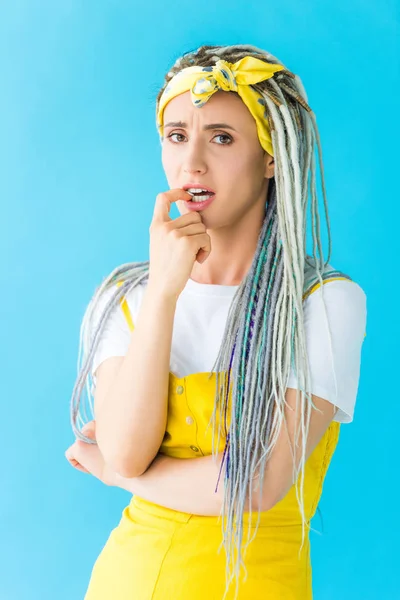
264,152,275,179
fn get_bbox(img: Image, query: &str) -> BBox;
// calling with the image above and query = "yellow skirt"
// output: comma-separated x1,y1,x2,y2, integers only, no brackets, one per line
84,494,312,600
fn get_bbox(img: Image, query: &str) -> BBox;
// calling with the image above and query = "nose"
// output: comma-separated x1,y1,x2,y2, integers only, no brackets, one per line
183,156,207,176
182,136,208,176
184,167,206,176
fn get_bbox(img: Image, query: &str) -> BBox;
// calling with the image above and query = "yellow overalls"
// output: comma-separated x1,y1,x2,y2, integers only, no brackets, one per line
84,274,353,600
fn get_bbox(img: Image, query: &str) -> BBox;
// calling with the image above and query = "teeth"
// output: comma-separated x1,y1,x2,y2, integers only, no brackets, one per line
187,188,212,194
189,194,213,202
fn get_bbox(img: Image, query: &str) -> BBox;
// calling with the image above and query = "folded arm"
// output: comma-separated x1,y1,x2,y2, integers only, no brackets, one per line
115,388,337,515
118,453,229,516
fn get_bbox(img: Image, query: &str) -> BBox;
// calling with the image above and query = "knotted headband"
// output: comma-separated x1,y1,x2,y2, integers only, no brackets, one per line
156,55,287,157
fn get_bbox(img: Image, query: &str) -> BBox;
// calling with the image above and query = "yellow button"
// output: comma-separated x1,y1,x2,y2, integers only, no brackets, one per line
176,385,184,394
190,445,199,452
186,416,194,425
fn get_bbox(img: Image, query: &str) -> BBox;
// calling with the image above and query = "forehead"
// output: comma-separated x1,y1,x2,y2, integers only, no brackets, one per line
163,90,254,128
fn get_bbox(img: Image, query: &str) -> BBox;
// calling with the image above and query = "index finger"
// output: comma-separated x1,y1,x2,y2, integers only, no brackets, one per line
152,189,192,223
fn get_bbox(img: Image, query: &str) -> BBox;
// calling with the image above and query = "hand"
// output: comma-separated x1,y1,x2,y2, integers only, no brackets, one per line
148,188,212,299
65,421,118,487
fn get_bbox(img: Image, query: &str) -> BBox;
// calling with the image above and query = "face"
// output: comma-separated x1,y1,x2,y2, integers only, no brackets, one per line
161,90,275,230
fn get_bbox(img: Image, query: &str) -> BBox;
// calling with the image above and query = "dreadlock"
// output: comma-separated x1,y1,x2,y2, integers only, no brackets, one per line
70,43,346,600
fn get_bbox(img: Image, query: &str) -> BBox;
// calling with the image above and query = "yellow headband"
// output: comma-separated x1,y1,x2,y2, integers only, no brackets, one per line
156,55,286,157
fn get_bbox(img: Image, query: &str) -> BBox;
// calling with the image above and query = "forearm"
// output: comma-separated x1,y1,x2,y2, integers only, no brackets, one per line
113,453,254,517
96,281,177,478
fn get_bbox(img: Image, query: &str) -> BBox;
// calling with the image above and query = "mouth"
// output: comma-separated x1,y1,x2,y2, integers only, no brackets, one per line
181,185,216,210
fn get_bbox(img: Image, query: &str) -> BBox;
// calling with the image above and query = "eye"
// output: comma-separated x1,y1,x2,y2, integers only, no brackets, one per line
214,134,232,145
166,132,233,145
167,132,185,143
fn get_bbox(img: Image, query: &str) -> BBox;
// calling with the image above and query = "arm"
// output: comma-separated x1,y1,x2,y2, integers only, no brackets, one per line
257,388,338,510
95,281,178,479
67,422,257,516
118,454,227,516
67,421,240,516
115,452,258,517
263,280,368,508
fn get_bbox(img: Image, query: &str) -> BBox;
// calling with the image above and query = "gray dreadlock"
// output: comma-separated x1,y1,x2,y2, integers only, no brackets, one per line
70,44,344,600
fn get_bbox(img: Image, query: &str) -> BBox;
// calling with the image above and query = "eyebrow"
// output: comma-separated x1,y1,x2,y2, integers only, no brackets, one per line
164,121,237,132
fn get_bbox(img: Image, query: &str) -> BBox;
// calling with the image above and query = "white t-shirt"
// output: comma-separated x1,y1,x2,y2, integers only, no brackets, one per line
90,275,367,424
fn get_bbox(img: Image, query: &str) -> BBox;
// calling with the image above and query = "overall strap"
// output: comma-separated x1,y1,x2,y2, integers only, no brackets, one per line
115,280,135,332
302,262,353,301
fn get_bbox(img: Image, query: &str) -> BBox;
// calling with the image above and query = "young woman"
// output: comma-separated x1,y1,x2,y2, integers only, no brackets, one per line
66,44,367,599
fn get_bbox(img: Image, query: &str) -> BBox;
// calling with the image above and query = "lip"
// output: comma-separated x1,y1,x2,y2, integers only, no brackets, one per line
182,183,216,194
184,194,216,211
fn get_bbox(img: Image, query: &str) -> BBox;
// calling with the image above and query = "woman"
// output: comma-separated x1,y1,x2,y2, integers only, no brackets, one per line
66,44,367,599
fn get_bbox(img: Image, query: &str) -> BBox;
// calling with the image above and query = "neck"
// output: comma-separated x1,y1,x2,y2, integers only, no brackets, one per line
190,200,267,286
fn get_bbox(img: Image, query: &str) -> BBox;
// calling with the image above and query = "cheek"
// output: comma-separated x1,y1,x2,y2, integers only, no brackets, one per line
161,144,179,169
233,157,265,191
239,154,260,174
222,153,252,180
161,148,172,174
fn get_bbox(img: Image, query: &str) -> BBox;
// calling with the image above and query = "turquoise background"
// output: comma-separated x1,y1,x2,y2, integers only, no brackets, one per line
1,1,397,598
